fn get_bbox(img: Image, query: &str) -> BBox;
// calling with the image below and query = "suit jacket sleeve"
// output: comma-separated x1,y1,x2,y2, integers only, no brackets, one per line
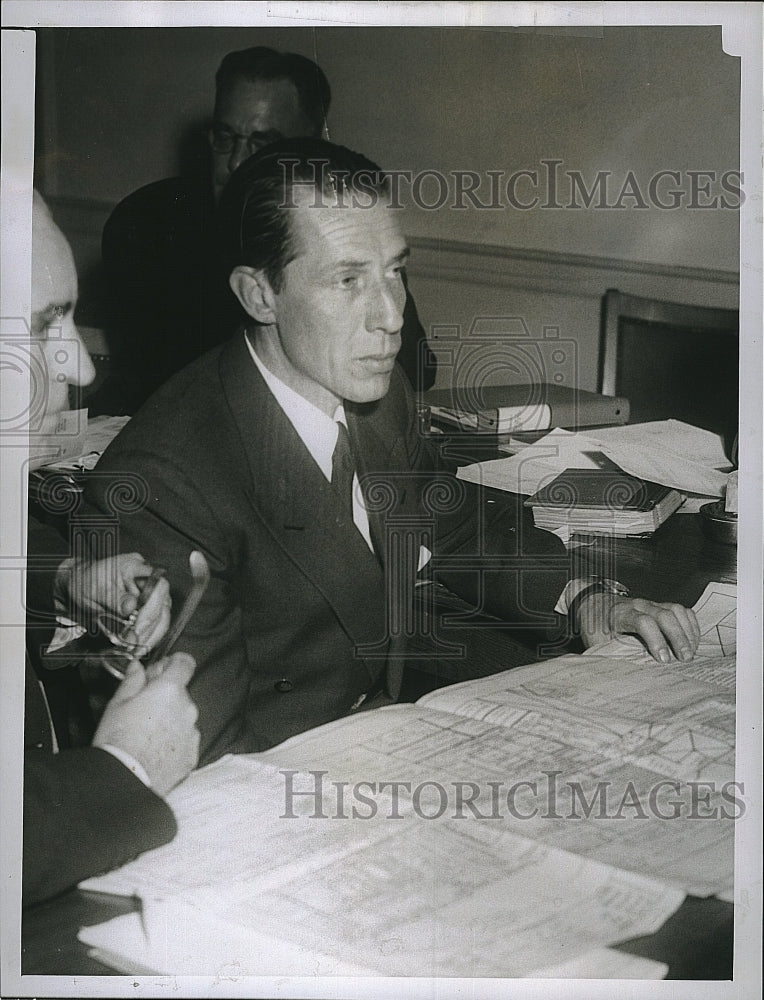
433,482,571,639
86,446,250,764
393,371,571,638
23,521,177,906
26,517,69,660
23,746,176,907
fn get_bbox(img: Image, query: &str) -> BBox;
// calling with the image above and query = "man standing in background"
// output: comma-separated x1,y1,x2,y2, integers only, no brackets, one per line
97,46,436,413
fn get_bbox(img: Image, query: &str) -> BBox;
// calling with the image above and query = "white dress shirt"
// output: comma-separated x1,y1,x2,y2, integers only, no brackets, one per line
245,335,375,551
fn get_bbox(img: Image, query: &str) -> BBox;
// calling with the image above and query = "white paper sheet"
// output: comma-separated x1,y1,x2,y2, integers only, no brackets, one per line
458,420,731,497
28,407,89,469
458,428,607,495
44,413,130,470
80,753,683,978
77,582,737,978
590,420,732,469
532,948,668,979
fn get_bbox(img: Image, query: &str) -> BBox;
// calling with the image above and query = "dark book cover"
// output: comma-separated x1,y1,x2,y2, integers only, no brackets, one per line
525,468,672,511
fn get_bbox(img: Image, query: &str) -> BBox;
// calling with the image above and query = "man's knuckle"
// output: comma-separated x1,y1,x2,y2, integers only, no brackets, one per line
655,608,679,627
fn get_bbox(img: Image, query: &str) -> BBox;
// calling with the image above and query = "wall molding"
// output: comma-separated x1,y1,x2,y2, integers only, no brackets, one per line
47,195,740,311
407,236,739,309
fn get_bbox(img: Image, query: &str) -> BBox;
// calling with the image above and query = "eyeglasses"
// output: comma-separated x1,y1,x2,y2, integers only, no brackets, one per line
208,123,282,157
95,567,167,680
96,609,146,679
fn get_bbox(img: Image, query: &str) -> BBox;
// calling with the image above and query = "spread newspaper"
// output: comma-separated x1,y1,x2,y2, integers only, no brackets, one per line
79,582,737,978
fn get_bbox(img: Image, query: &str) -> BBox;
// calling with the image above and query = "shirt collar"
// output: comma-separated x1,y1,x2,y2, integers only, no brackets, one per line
245,332,345,481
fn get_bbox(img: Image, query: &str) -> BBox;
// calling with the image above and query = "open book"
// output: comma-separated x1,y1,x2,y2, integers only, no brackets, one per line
79,583,736,979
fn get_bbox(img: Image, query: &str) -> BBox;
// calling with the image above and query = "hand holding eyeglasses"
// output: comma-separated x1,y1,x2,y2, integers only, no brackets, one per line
95,551,209,680
53,553,171,675
97,573,172,678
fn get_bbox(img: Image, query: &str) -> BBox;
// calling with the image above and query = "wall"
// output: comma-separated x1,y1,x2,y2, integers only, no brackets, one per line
35,24,741,391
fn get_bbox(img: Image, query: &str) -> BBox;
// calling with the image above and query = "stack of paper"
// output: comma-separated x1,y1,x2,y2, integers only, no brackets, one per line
463,420,732,504
28,407,89,470
43,414,130,471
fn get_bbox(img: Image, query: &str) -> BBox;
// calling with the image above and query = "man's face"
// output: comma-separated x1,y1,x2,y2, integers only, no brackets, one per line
30,204,95,438
261,187,407,415
211,76,314,201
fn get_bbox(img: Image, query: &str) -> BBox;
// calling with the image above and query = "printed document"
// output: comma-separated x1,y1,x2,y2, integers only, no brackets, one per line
79,584,735,977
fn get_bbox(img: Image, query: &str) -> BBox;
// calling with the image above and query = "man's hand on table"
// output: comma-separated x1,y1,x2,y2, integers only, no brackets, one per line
93,652,200,796
579,592,701,663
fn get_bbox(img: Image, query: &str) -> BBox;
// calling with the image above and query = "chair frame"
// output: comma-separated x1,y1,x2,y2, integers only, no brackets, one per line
599,288,738,398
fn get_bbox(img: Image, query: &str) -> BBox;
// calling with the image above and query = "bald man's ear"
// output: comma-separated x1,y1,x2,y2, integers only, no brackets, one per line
229,267,278,325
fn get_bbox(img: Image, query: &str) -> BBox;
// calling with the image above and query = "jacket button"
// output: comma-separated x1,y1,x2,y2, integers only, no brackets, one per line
274,678,293,693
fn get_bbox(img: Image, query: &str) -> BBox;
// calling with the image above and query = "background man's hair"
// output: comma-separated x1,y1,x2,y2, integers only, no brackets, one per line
218,137,390,294
215,47,331,138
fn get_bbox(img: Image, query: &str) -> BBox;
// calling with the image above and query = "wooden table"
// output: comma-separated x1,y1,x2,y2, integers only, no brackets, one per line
565,505,737,606
400,491,737,698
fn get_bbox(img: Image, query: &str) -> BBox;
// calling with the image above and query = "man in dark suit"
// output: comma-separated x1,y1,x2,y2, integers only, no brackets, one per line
21,193,200,906
97,46,436,414
87,139,701,768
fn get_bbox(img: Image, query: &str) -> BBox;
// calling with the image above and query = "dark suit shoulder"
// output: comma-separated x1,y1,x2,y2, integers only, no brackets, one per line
103,176,213,263
89,339,262,540
99,343,233,457
106,176,209,225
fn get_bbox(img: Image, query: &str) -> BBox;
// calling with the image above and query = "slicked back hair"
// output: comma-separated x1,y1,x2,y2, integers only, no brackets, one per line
218,137,390,293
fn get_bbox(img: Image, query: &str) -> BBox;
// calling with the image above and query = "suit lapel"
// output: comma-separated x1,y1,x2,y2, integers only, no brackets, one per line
348,402,422,699
348,413,388,566
218,337,389,671
348,403,420,549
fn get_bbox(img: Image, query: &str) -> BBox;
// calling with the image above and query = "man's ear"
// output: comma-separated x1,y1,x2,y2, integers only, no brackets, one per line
229,266,278,324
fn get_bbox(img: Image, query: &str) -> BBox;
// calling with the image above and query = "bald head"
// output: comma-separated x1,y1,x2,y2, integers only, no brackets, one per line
29,192,94,464
32,192,78,330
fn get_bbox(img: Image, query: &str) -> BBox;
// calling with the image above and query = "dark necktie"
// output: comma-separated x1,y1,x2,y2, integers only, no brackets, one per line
332,421,355,524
